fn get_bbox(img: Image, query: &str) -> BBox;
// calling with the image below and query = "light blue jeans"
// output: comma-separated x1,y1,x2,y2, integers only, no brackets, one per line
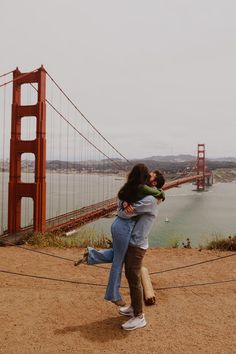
87,217,136,302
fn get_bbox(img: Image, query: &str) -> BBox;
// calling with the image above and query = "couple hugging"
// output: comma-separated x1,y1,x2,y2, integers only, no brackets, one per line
75,163,165,331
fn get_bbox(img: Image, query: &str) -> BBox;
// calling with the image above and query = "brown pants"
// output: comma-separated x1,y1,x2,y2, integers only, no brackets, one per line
125,245,146,317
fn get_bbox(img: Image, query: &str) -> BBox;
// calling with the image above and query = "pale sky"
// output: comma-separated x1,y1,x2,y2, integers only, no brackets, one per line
1,0,236,159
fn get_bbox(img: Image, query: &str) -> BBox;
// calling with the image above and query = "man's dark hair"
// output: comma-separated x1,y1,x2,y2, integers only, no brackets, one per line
154,171,165,189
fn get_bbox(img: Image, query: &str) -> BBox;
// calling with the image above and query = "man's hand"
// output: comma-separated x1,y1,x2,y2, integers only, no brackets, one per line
156,198,162,205
159,190,165,201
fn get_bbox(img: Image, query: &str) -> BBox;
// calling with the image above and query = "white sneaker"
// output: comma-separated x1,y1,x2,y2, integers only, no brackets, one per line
121,314,147,331
119,305,134,317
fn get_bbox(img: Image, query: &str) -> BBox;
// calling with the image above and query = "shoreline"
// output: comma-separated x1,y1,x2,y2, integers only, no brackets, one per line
1,168,236,183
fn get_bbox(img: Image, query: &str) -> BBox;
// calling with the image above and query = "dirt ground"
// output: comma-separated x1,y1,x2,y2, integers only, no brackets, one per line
0,247,235,354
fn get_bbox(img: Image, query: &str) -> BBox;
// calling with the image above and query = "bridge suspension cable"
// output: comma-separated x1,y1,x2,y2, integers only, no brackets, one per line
45,92,126,169
0,69,39,88
0,70,13,79
45,70,131,164
31,82,126,170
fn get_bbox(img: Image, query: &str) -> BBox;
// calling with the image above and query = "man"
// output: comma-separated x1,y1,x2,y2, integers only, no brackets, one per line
74,170,165,330
117,173,165,331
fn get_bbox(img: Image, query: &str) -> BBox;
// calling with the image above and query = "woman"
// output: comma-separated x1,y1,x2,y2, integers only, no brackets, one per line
75,164,164,306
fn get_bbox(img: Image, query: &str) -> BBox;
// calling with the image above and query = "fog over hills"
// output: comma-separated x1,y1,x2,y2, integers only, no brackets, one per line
142,155,236,163
143,154,196,162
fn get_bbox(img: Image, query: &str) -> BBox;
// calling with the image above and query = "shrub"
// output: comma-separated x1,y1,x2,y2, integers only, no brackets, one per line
206,235,236,251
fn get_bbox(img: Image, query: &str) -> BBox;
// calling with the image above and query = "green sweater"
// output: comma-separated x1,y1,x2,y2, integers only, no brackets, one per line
138,185,165,201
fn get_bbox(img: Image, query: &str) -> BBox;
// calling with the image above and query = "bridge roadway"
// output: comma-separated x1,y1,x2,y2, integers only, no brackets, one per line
47,173,212,234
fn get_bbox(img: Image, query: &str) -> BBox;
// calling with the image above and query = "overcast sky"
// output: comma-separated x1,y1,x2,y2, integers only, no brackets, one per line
1,0,236,159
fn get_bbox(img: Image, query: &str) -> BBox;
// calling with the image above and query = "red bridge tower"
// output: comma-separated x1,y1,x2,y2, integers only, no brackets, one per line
196,143,206,191
8,67,46,234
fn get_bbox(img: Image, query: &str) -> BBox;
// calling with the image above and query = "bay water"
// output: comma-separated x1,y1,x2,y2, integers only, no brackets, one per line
83,182,236,248
1,171,235,247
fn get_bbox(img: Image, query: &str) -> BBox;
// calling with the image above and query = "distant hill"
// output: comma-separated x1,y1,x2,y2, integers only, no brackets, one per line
1,155,236,174
143,154,195,162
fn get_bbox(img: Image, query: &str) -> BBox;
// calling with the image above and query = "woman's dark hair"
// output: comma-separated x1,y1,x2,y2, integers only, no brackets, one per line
118,164,149,203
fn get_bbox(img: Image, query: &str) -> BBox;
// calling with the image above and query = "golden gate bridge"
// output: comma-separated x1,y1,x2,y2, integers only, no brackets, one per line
0,66,212,240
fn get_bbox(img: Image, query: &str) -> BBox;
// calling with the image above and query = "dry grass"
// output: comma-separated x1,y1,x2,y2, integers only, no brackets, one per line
206,234,236,251
25,228,236,252
26,228,111,249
